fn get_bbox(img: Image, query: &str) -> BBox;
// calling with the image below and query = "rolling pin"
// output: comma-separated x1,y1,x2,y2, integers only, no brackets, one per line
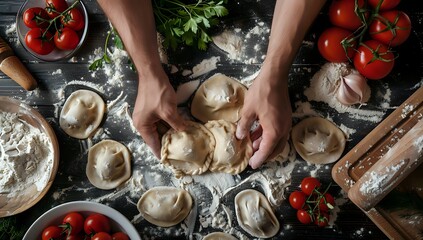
0,36,37,90
348,118,423,211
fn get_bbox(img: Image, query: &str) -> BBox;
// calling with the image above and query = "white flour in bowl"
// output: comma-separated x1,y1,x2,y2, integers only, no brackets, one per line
0,112,54,197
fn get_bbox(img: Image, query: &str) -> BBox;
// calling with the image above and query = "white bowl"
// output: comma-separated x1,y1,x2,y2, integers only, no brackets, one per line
16,0,88,61
23,201,141,240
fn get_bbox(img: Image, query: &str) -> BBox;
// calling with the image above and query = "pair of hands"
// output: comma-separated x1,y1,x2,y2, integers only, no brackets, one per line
132,65,292,169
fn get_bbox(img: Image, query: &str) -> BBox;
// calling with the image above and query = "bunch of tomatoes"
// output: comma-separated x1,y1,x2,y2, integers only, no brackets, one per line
41,212,130,240
289,177,336,227
318,0,411,80
23,0,85,55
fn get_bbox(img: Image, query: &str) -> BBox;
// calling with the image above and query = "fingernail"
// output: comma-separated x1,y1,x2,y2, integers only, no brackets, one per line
236,128,245,140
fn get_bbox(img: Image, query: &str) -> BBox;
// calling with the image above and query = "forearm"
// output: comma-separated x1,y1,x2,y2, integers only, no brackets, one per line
97,0,163,80
265,0,326,76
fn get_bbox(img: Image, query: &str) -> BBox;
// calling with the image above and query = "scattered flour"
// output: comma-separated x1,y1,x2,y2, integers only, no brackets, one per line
190,56,221,78
0,112,54,196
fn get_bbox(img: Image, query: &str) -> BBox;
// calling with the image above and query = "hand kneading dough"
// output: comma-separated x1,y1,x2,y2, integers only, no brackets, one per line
203,232,238,240
86,139,131,189
291,117,346,164
60,89,105,139
161,121,215,178
191,73,247,123
205,120,252,174
137,186,192,227
235,189,279,238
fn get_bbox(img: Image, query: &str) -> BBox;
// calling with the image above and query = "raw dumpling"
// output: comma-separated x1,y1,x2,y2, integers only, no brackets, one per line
203,232,238,240
291,117,346,164
161,121,215,178
205,120,252,174
191,73,247,123
60,89,105,139
86,139,131,189
137,186,193,227
235,189,280,238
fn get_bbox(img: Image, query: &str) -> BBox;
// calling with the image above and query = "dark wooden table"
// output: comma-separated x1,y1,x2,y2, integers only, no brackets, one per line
1,0,422,239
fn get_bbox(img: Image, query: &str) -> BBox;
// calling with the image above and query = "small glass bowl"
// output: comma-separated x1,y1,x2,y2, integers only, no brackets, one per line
16,0,88,62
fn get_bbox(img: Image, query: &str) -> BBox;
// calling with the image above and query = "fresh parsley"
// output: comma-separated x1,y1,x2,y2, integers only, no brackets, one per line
153,0,229,50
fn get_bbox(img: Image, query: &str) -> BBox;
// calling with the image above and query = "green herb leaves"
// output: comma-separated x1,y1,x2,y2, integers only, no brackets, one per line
154,0,229,50
89,28,122,71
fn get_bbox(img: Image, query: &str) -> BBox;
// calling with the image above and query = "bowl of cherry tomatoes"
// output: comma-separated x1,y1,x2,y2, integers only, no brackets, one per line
23,201,141,240
16,0,88,61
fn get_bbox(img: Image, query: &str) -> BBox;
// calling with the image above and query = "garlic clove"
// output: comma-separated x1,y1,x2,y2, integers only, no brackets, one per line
336,72,370,106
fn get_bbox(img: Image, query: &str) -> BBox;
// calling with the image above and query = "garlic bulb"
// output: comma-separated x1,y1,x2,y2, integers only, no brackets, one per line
336,72,370,106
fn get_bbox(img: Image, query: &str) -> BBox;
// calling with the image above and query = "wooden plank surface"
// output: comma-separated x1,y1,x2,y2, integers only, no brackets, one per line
1,0,423,239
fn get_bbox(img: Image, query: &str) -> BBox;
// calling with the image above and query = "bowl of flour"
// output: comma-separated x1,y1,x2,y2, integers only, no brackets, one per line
0,96,59,217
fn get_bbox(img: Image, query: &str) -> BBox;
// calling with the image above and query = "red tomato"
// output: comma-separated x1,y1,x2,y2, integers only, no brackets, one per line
297,209,312,224
289,191,307,210
41,225,62,240
368,0,400,10
23,7,50,28
318,193,335,212
92,232,113,240
315,212,330,227
369,10,411,47
300,177,321,196
25,28,55,55
54,27,80,50
353,40,395,80
66,234,85,240
328,0,366,31
84,213,111,235
112,232,130,240
61,8,85,31
317,27,356,63
45,0,68,18
62,211,85,235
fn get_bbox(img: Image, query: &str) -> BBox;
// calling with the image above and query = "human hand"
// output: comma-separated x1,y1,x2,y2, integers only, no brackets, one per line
132,67,185,158
236,67,292,169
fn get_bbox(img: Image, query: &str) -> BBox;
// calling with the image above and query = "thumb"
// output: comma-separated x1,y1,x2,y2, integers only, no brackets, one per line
161,107,186,132
236,110,256,140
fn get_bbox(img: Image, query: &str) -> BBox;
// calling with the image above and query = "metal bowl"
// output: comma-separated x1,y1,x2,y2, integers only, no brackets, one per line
23,201,141,240
16,0,88,61
0,96,59,217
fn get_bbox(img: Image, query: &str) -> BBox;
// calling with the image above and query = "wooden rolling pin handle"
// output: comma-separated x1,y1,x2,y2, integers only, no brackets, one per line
0,37,37,91
348,119,423,211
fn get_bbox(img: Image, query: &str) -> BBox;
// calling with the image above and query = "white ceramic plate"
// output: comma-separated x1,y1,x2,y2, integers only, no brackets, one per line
23,201,141,240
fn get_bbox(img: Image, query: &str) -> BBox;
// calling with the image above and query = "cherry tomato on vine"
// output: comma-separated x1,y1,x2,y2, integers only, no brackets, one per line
84,213,111,235
66,234,85,240
315,212,330,227
353,40,395,80
54,27,80,50
328,0,366,31
41,225,62,240
61,8,85,31
25,28,55,55
112,232,130,240
318,193,335,212
369,10,411,47
45,0,68,18
300,177,322,196
368,0,400,11
23,7,50,28
62,211,85,235
318,27,356,63
297,209,313,224
289,191,307,210
92,232,113,240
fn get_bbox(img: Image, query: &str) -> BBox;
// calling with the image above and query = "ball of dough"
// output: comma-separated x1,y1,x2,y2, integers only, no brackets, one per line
161,121,215,178
205,120,252,174
137,186,193,227
86,139,131,189
60,89,105,139
191,73,247,123
291,117,346,164
203,232,238,240
235,189,280,238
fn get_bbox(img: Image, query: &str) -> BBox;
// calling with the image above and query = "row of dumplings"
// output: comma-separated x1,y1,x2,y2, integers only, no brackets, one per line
137,186,280,239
